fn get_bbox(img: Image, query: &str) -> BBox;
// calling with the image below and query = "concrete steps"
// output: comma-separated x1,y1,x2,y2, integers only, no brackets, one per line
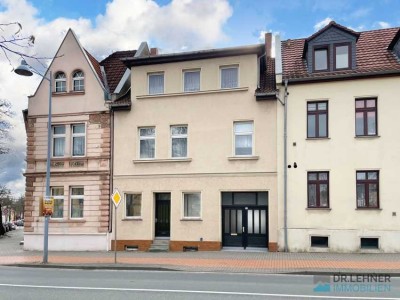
148,239,170,252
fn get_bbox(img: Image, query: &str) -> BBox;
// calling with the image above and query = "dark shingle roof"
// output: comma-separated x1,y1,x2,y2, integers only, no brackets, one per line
257,56,276,95
306,21,360,42
100,50,136,93
282,27,400,81
110,88,131,110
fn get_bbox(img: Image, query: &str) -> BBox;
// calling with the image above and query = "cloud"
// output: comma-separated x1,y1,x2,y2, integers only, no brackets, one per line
377,21,391,29
314,17,333,31
257,30,281,57
0,0,233,196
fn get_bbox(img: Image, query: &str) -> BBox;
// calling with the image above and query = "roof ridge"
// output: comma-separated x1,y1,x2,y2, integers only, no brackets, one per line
357,27,400,34
100,50,137,65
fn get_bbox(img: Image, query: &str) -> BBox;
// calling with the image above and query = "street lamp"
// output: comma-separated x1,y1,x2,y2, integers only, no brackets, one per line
15,59,52,264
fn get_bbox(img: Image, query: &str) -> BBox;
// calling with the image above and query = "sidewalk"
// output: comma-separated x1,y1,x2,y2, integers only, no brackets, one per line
2,229,400,274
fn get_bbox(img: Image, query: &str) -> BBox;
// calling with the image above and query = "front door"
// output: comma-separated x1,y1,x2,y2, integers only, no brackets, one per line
155,193,171,237
222,192,268,249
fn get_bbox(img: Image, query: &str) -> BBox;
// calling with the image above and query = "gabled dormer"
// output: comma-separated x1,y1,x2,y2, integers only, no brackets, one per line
388,28,400,59
303,21,360,73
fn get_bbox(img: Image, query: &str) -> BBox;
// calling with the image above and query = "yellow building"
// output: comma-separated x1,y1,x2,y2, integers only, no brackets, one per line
110,36,278,251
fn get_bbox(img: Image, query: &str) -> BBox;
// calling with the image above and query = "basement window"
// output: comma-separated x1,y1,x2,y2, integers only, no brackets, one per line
311,236,329,248
360,238,379,249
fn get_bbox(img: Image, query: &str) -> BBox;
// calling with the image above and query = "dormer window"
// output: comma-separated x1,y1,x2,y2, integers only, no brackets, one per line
313,46,329,72
73,70,84,91
334,43,350,70
305,21,359,74
55,72,66,92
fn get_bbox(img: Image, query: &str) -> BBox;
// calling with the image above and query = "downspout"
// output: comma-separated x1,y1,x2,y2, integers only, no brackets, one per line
283,79,289,252
108,107,114,236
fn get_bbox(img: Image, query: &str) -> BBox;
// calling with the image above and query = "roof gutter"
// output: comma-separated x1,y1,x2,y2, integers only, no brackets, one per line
286,69,400,84
123,45,264,67
255,91,277,100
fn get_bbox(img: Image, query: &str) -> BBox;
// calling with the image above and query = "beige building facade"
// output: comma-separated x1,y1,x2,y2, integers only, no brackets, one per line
277,22,400,252
111,41,279,251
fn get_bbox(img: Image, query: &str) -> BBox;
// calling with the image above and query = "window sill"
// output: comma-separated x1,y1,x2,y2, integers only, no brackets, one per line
180,218,202,221
49,219,86,223
53,91,85,96
306,208,331,211
122,218,143,221
133,158,192,164
355,135,380,139
306,137,330,140
51,157,87,161
228,156,259,161
137,87,249,99
355,208,382,210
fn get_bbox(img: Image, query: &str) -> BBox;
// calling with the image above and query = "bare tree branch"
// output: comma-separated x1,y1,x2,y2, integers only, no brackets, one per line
0,22,53,69
0,99,14,155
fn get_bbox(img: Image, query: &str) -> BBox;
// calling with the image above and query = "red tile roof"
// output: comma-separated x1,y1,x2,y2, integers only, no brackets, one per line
100,50,136,93
282,27,400,81
84,49,104,86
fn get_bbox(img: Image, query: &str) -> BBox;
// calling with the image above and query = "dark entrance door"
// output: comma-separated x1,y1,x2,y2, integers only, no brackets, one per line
222,192,268,249
155,193,171,237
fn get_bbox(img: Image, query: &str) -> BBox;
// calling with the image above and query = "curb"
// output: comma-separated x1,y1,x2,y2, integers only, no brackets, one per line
286,271,400,277
5,263,178,271
4,263,400,276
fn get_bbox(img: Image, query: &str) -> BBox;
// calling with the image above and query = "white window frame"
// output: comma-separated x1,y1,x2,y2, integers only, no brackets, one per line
52,125,66,157
148,72,165,95
182,192,202,219
124,193,142,219
220,65,239,89
183,69,200,92
171,125,188,158
72,70,84,91
71,123,86,157
70,186,84,219
138,126,156,159
51,187,64,219
55,72,66,93
233,121,254,156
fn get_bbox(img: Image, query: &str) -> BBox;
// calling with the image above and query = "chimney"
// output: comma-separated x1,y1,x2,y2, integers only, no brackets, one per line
150,47,159,56
265,32,272,58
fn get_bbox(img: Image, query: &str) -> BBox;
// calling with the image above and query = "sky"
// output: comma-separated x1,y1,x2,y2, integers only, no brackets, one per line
0,0,399,196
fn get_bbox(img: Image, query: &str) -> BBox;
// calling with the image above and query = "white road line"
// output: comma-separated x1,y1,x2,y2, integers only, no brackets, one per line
0,283,398,299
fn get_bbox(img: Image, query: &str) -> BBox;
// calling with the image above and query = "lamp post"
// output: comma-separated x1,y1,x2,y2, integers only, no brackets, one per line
15,60,52,263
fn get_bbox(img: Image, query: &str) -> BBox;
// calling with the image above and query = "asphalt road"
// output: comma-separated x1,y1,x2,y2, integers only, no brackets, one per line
0,266,399,300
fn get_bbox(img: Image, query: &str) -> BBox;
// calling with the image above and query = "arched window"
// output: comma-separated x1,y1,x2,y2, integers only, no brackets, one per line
72,70,84,91
55,72,66,92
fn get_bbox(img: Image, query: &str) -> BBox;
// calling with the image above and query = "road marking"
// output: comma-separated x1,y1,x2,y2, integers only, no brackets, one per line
0,284,397,299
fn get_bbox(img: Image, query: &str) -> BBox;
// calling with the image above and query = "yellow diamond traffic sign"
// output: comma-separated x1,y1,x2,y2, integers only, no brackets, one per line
111,189,122,207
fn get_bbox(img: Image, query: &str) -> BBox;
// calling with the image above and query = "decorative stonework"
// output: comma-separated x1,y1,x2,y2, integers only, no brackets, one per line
69,161,85,167
51,161,65,168
89,113,110,128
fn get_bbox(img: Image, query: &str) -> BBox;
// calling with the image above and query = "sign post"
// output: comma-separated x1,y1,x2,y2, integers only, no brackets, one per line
111,189,122,264
42,197,53,264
